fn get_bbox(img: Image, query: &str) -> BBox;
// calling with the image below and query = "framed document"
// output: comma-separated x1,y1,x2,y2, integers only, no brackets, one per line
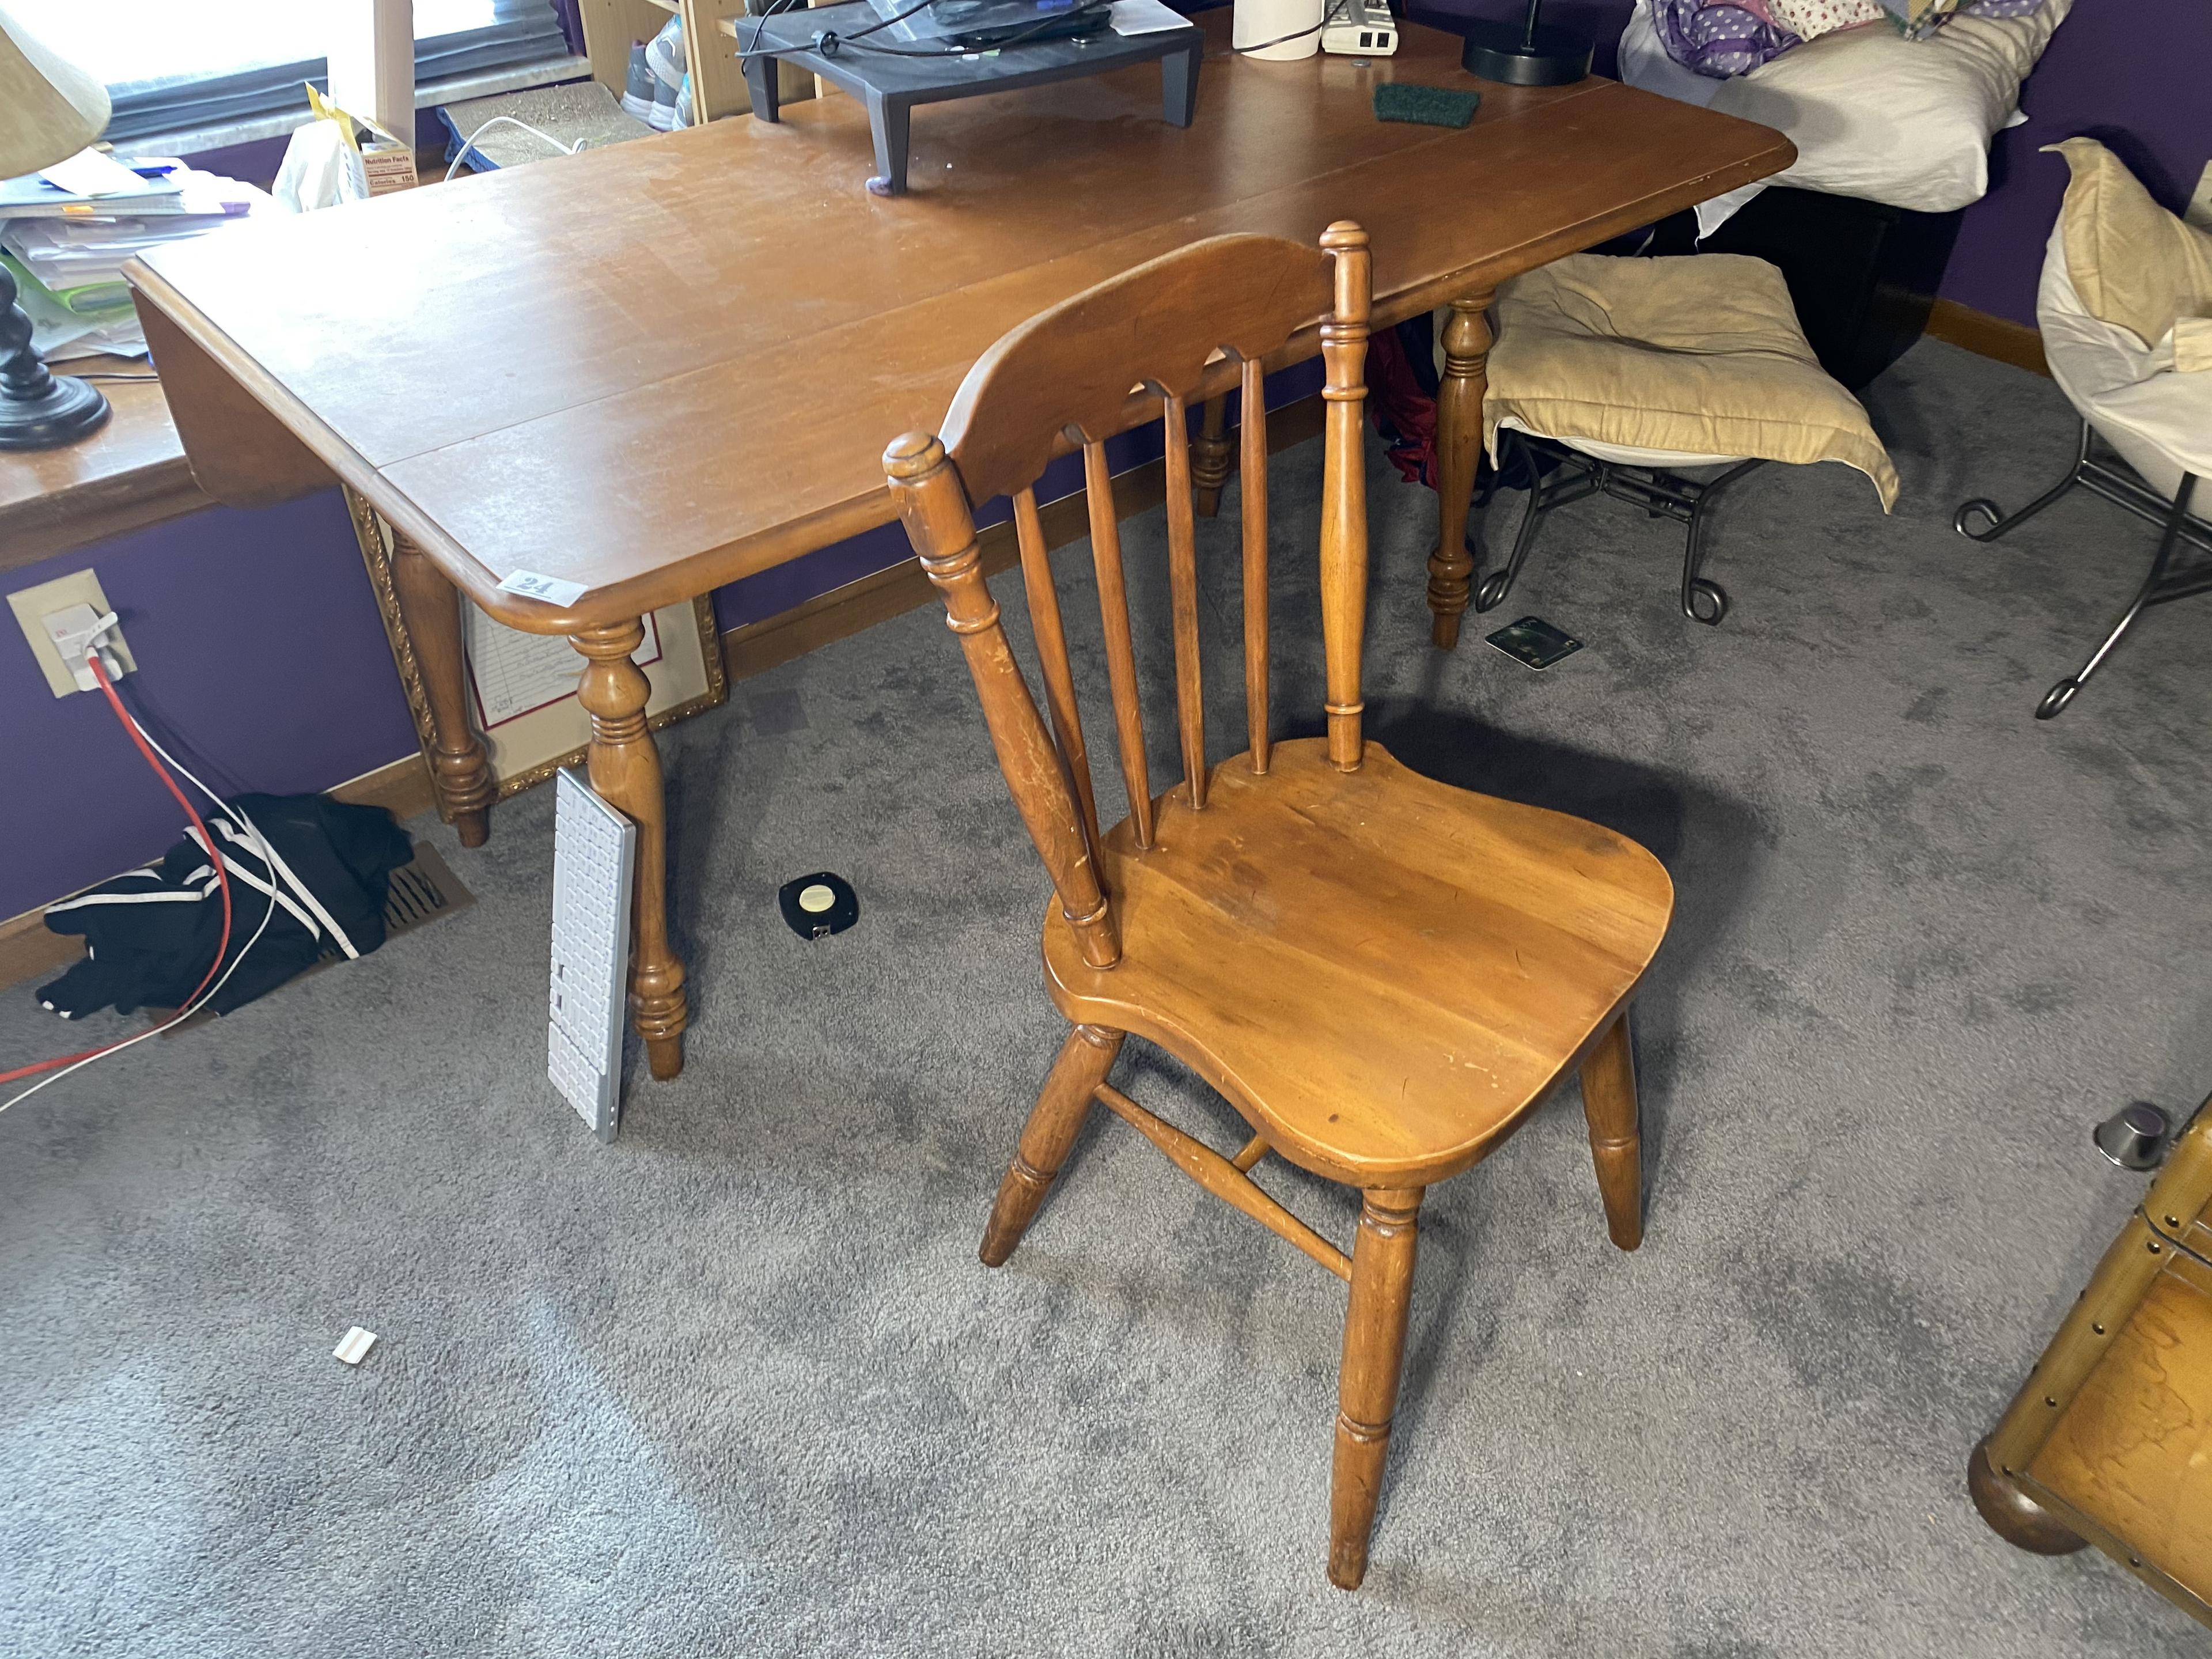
347,489,729,800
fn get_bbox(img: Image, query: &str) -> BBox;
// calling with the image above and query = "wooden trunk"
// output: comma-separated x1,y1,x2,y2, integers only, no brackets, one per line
1972,1097,2212,1628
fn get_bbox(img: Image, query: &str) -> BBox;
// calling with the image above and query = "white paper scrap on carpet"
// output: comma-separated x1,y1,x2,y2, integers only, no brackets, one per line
333,1327,377,1365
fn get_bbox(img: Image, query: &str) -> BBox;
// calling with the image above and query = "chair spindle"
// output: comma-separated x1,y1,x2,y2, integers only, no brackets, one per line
885,432,1120,968
1162,391,1207,810
1317,224,1372,773
1239,355,1271,774
1084,438,1157,850
1013,486,1101,856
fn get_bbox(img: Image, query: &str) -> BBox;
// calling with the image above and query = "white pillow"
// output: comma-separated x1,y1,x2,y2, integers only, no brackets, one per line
2040,221,2212,502
1705,0,2074,213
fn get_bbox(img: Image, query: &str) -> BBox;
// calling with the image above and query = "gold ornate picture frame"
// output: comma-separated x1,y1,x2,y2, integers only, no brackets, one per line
346,487,729,800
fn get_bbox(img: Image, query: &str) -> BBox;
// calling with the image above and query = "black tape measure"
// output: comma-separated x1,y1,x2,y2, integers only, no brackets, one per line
778,872,859,939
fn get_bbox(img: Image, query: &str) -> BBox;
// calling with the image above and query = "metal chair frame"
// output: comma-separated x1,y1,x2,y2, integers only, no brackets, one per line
1955,419,2212,719
1475,427,1766,627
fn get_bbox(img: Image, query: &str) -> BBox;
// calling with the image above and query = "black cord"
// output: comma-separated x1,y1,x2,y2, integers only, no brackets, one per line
742,0,1115,61
736,0,941,59
1228,18,1321,51
1229,0,1354,55
829,10,1096,57
736,0,816,62
842,0,944,42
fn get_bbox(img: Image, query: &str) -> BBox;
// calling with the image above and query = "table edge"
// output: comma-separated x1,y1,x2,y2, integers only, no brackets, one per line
130,57,1796,634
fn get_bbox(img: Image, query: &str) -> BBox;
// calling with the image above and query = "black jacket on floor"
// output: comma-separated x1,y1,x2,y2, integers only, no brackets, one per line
39,794,413,1019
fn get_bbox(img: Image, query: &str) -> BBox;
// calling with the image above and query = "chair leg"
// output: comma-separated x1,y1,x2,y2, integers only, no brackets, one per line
1328,1186,1423,1590
979,1024,1124,1267
1579,1010,1644,1252
1474,430,1555,615
1955,420,2093,543
1677,459,1762,626
2036,472,2199,720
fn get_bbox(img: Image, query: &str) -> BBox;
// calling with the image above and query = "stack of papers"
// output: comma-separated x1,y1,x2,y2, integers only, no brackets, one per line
0,149,274,363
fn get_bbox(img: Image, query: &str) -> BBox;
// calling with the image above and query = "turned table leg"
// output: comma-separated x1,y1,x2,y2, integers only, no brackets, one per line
1427,295,1495,650
1192,393,1233,518
571,620,688,1081
388,531,497,846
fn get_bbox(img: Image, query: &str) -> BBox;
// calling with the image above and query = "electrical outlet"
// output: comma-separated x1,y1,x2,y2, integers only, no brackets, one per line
43,604,126,692
9,569,137,698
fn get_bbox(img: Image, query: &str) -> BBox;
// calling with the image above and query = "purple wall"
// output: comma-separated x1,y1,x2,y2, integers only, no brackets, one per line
1942,0,2208,325
3,493,421,919
1416,0,2207,325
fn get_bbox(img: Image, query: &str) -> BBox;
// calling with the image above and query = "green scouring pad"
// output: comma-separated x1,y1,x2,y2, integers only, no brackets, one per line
1373,82,1482,128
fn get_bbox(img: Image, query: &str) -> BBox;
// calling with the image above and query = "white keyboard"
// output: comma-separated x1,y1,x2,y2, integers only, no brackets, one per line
550,768,637,1142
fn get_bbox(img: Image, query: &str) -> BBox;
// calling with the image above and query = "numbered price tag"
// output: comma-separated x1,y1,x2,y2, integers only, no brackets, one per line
497,569,589,607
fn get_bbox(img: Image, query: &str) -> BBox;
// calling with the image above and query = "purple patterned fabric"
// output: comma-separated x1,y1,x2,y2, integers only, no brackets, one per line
1653,0,1802,76
1661,0,2046,76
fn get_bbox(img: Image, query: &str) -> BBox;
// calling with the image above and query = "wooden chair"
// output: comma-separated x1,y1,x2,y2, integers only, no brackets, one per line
882,222,1676,1589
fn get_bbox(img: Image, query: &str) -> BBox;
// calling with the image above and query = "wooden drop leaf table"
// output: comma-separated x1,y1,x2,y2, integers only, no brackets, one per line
124,13,1790,1090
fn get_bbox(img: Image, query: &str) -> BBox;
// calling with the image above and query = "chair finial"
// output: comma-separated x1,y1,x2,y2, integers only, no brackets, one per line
882,430,947,478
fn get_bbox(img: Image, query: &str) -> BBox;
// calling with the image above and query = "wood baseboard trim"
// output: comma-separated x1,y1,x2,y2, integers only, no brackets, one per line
721,392,1328,682
0,752,437,996
0,907,84,998
331,752,438,822
1926,299,2049,378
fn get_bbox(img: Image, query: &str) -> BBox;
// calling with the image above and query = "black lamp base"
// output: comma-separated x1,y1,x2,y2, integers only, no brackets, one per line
1,263,113,451
0,368,110,452
1460,17,1593,85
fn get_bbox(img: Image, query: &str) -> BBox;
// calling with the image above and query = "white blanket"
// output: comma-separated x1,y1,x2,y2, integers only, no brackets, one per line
1619,0,2073,236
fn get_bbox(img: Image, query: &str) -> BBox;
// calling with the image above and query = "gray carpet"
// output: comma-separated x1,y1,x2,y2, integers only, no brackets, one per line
5,338,2210,1657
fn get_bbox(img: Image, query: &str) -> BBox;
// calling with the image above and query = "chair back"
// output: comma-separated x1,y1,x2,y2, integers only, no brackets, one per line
882,223,1372,972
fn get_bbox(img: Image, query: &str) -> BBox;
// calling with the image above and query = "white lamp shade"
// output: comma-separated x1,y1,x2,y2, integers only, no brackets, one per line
0,7,111,180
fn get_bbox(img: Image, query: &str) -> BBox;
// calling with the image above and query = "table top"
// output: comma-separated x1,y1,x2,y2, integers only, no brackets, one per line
127,13,1791,634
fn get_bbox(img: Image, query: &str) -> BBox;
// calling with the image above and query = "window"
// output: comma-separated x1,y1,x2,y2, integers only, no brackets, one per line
14,1,573,147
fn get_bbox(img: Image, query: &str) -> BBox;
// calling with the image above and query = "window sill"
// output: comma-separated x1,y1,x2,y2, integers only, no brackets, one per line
132,54,593,160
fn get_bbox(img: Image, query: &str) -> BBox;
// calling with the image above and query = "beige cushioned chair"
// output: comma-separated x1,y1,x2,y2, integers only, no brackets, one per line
1953,138,2212,718
1472,252,1898,624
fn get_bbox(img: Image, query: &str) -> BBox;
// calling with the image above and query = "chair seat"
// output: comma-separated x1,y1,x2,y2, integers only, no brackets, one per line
1041,739,1675,1188
1501,414,1748,471
1482,252,1899,510
2040,222,2212,503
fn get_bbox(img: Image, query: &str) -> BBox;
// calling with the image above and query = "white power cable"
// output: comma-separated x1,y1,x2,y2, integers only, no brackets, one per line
445,115,589,182
0,683,283,1117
